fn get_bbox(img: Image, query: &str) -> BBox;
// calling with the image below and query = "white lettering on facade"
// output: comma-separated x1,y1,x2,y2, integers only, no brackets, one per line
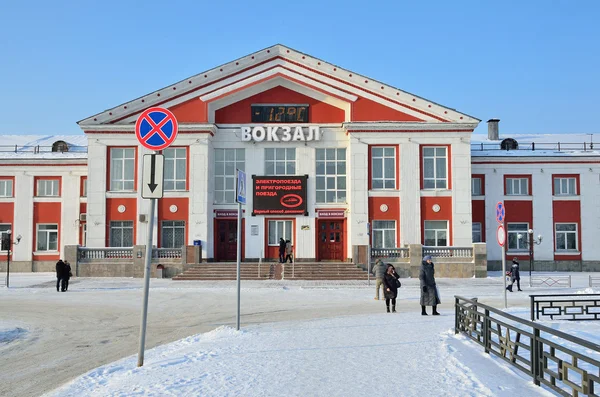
241,126,321,142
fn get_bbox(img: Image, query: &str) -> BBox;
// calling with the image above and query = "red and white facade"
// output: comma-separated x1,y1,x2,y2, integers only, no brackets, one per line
2,45,598,270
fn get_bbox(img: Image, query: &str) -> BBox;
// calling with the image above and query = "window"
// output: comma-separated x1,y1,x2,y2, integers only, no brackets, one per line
265,148,296,175
82,223,87,247
424,220,448,246
555,224,577,251
37,224,58,251
554,177,577,196
507,223,529,251
371,147,395,189
81,179,87,197
472,222,482,243
164,148,187,191
268,220,293,245
36,179,59,197
423,147,447,189
161,221,185,248
506,178,529,195
0,180,13,197
471,178,482,196
214,149,245,204
372,220,396,248
110,221,134,247
316,148,346,203
0,224,11,251
110,148,135,191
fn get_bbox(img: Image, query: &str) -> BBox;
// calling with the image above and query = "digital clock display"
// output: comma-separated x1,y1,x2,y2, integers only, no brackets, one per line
251,105,309,123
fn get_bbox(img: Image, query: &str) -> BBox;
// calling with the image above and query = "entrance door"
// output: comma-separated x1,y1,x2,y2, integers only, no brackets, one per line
318,220,344,261
216,220,237,261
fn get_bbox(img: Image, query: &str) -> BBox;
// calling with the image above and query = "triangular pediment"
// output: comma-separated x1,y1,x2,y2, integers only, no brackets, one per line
78,44,479,130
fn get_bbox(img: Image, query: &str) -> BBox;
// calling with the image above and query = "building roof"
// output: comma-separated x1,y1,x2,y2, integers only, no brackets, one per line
0,135,88,160
471,133,600,158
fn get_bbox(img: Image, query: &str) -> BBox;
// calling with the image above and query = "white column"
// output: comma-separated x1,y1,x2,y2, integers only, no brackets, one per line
399,142,421,246
484,168,504,261
295,145,315,259
61,173,81,254
451,141,473,246
86,142,107,247
581,170,600,260
189,140,211,259
13,173,33,262
531,170,553,260
348,137,368,247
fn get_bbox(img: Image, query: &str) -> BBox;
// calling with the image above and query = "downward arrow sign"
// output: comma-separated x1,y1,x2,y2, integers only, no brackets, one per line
148,154,158,193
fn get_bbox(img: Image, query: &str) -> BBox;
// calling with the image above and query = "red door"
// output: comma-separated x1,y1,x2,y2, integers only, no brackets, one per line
318,220,344,261
216,220,237,261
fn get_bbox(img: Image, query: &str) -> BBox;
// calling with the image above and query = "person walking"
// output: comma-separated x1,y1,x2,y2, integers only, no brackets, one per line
284,240,293,263
62,261,72,292
371,259,387,300
382,264,400,313
419,255,440,315
55,259,66,292
278,237,286,263
506,258,522,292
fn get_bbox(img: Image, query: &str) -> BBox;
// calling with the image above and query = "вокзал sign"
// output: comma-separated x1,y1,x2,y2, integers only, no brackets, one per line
253,175,308,216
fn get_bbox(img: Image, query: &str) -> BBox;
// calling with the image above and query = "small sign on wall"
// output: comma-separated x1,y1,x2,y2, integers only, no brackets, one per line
301,225,310,230
251,225,259,236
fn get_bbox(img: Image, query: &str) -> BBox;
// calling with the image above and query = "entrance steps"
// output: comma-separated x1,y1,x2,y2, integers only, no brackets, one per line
172,261,369,281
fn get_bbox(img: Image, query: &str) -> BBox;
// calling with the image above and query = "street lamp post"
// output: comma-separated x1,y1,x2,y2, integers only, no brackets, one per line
518,229,542,283
4,230,22,288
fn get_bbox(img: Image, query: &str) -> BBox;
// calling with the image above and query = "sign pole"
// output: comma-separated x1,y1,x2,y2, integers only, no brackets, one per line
502,242,507,309
496,201,507,309
236,200,241,331
367,222,371,286
138,194,155,367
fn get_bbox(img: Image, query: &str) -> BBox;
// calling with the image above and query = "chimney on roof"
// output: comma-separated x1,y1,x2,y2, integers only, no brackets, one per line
487,119,500,141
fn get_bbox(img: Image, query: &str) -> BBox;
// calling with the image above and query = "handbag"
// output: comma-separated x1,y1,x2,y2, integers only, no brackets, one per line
395,278,401,288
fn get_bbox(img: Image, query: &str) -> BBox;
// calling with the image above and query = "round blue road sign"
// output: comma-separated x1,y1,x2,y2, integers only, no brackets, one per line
496,201,505,223
135,107,178,151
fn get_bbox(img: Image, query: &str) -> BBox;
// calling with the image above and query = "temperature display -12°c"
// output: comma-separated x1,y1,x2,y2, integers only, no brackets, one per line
251,105,309,123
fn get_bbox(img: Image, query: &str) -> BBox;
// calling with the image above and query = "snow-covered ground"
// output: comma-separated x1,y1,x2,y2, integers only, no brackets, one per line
1,272,598,397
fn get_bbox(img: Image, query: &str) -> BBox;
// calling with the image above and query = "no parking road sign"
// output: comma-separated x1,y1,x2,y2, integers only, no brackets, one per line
135,107,178,151
496,201,505,224
497,225,506,247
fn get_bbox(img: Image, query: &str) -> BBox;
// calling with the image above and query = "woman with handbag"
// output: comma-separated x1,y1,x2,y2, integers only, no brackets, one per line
419,255,440,315
382,264,401,313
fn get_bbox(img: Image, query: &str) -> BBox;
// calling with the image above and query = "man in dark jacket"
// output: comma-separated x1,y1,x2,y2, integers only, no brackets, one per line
506,258,522,292
62,261,72,292
419,255,440,315
371,259,387,300
278,238,286,263
55,259,66,292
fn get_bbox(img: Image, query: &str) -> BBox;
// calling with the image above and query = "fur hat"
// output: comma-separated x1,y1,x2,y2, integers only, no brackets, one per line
423,255,433,261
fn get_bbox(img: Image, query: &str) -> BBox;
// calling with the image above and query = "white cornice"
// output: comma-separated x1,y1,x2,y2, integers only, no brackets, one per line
344,122,478,132
81,124,217,134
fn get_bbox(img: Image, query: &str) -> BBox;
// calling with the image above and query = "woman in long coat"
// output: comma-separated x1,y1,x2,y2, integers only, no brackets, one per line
419,255,440,315
382,264,400,313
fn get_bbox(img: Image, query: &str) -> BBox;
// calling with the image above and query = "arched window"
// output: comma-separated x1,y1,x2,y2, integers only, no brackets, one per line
500,138,518,150
52,141,69,152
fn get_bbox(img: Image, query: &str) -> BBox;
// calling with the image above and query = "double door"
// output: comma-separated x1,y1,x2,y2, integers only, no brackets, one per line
318,220,344,261
216,220,238,261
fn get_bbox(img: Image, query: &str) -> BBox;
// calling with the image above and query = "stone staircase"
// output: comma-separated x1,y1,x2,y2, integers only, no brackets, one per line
172,261,369,281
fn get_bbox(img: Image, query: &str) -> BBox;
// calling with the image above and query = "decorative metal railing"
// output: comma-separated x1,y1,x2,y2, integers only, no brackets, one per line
0,145,87,153
152,248,182,259
591,276,600,288
371,248,410,259
422,246,473,258
529,275,571,288
455,295,600,396
79,247,133,260
471,142,596,152
530,294,600,322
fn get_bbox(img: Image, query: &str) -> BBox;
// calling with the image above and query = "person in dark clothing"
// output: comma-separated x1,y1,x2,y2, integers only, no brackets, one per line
278,238,286,263
419,255,440,315
62,261,72,292
371,259,387,300
55,259,66,292
507,258,522,292
284,240,293,263
382,264,400,313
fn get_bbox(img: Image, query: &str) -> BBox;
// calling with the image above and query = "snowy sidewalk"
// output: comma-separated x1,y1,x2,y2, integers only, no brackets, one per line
44,311,551,397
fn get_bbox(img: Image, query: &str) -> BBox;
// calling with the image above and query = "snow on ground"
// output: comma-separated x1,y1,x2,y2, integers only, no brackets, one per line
1,272,599,397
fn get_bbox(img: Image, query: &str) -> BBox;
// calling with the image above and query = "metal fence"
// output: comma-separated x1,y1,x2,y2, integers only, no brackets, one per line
529,275,572,288
455,295,600,396
423,246,473,258
471,142,596,152
371,248,409,259
79,247,133,260
0,145,88,153
591,276,600,288
530,294,600,321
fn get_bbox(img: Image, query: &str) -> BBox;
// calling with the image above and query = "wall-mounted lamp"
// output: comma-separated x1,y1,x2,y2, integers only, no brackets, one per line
493,169,497,173
540,169,544,173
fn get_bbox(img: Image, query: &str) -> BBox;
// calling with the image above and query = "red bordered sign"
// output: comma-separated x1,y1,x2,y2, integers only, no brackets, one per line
135,107,178,151
497,224,506,247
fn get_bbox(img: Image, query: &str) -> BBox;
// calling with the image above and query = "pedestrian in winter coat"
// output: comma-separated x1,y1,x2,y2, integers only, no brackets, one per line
382,264,400,313
278,238,286,263
284,240,293,263
371,259,387,300
55,259,66,292
506,258,522,292
62,261,72,292
419,256,440,315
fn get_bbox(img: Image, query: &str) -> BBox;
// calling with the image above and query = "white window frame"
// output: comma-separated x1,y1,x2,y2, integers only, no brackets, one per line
471,177,482,196
82,178,87,197
0,179,13,197
163,148,187,191
422,147,448,190
265,148,296,175
506,178,529,196
0,224,11,252
371,147,396,189
36,179,59,197
424,220,448,247
82,223,87,247
161,220,186,248
214,148,245,204
372,220,396,248
36,224,59,252
507,223,529,251
268,220,293,246
554,177,577,196
110,148,136,191
109,221,134,247
316,148,347,203
472,222,482,243
555,223,578,251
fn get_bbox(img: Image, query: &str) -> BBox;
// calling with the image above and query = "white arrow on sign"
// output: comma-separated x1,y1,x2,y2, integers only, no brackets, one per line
142,154,164,199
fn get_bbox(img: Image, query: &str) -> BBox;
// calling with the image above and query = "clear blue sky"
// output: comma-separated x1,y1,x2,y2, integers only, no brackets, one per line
1,0,598,136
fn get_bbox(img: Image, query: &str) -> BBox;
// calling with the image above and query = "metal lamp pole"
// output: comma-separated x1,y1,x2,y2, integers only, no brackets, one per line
5,230,22,288
529,230,534,280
